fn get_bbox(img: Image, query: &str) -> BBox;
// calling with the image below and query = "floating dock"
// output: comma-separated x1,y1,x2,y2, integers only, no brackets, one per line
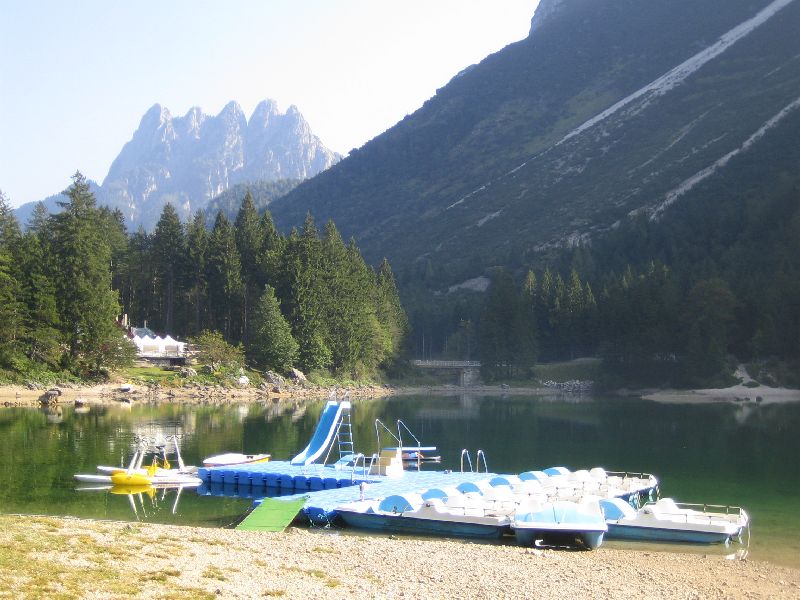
198,461,507,525
196,397,658,527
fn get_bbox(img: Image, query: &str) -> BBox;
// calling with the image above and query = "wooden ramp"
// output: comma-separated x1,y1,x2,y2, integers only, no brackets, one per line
236,497,307,532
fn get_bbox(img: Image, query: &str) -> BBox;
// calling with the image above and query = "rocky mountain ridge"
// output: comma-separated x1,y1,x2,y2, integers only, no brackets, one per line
16,100,340,230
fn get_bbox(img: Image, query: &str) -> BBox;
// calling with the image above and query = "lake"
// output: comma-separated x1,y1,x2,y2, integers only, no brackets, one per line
1,393,798,569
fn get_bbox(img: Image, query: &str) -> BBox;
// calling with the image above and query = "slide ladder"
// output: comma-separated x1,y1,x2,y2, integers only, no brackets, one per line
337,408,354,460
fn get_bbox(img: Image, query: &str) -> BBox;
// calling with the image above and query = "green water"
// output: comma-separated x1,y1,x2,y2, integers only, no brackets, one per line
1,394,798,569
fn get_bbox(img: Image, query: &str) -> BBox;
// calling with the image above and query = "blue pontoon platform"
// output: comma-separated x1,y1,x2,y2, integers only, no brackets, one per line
197,397,659,530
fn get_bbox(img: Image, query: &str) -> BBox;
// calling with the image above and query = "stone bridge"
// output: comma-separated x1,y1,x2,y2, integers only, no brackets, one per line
411,360,482,386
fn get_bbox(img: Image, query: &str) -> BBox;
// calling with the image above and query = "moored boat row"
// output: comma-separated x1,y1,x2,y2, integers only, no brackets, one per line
333,466,748,551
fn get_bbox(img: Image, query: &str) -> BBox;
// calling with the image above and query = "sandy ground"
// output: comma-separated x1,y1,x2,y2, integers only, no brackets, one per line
1,514,798,599
642,366,800,405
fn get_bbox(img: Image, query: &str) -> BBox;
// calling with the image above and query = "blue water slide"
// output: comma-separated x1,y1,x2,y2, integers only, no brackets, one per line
290,400,350,466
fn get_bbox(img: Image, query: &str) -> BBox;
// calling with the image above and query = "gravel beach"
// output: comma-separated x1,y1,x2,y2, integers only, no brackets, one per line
1,515,798,599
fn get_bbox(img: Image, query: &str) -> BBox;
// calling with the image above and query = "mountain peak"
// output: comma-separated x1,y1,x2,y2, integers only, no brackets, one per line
249,99,281,128
140,103,171,130
83,100,341,230
218,100,245,121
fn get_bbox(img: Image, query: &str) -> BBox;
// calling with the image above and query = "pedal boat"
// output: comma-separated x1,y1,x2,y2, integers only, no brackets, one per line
512,497,607,549
335,492,512,540
600,497,750,544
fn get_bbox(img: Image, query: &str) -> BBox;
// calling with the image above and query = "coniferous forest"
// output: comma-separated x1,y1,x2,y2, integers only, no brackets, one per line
0,173,407,382
2,171,799,390
425,177,800,389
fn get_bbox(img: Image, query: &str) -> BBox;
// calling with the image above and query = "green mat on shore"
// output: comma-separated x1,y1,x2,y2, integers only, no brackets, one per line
236,497,307,532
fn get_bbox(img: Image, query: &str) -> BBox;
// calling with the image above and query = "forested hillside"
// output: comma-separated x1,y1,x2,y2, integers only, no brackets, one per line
270,0,800,282
435,140,800,387
203,179,300,226
0,175,406,382
287,0,798,387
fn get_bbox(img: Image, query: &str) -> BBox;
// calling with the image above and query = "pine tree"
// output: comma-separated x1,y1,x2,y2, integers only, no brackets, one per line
185,210,209,335
0,191,21,251
50,172,130,375
17,231,61,366
517,270,538,372
536,268,555,359
26,201,50,235
258,209,284,283
249,285,299,372
277,215,331,372
478,269,518,381
374,258,409,368
123,227,154,330
99,207,129,299
319,223,377,375
684,278,738,384
207,211,243,341
235,191,264,344
151,203,186,333
0,196,25,366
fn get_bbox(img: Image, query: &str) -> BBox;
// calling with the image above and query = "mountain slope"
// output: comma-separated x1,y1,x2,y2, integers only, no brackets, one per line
269,0,800,286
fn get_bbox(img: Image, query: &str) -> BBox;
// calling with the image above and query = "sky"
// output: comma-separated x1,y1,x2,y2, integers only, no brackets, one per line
0,0,540,207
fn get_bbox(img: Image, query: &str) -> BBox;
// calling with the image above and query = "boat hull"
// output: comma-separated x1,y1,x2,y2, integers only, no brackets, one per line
110,471,202,486
606,523,739,544
514,527,606,549
336,509,509,540
74,474,112,484
202,453,271,467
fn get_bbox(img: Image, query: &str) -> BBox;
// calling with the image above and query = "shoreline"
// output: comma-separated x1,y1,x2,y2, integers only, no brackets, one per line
2,379,799,408
1,514,798,598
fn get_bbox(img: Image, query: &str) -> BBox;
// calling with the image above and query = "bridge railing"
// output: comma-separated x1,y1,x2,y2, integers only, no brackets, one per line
411,360,481,368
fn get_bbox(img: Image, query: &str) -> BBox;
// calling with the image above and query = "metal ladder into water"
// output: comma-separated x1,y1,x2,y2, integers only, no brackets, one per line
336,405,354,460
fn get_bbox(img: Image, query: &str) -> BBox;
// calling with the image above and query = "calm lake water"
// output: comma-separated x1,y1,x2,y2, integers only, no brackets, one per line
1,393,798,569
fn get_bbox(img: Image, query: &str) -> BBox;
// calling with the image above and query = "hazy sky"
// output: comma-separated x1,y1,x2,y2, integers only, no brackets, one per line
0,1,539,207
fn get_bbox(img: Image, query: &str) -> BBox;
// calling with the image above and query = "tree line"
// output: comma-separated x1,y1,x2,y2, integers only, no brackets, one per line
473,257,797,388
0,173,407,381
424,169,800,389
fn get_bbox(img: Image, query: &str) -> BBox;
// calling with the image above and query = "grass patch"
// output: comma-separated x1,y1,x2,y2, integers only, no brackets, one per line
202,565,227,581
0,518,123,599
160,588,218,600
286,566,342,588
534,358,601,383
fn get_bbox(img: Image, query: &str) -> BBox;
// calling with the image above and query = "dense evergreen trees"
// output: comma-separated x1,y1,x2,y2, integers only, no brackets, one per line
4,165,797,389
0,176,136,378
0,179,407,382
471,250,798,387
125,203,407,378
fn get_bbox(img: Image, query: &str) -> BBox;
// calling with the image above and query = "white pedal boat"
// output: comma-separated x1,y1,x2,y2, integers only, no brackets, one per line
600,497,750,544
